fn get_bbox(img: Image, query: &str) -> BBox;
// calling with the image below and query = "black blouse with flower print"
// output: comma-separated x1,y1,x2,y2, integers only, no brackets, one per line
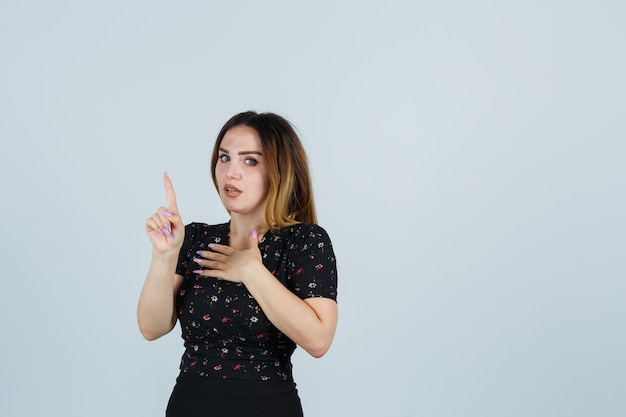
175,222,337,381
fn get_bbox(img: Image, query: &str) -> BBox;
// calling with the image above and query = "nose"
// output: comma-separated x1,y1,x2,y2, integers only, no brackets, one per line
226,165,241,180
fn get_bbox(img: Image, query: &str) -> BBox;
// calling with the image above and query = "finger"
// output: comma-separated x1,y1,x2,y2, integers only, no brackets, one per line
156,205,183,232
249,230,259,248
163,220,172,237
192,268,222,279
146,215,163,232
192,257,206,268
194,269,226,281
192,268,206,276
146,213,171,237
192,258,222,270
206,243,234,255
163,171,179,213
145,217,166,236
196,250,228,263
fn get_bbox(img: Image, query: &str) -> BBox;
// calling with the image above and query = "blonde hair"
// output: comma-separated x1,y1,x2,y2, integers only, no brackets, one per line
211,111,317,228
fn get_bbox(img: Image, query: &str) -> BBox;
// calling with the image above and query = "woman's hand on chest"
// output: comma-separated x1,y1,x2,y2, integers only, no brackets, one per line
193,231,267,284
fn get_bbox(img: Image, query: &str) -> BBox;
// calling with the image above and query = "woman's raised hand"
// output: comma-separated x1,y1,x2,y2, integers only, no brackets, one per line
145,172,185,254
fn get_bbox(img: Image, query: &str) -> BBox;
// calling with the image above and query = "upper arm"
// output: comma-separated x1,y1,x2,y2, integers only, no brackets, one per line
304,297,338,327
290,224,338,301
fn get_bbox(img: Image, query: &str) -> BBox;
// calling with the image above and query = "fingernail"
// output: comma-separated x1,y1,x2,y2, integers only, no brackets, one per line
196,250,204,256
193,270,203,274
163,228,172,237
160,209,173,218
208,243,215,249
251,230,258,239
164,222,171,233
164,171,169,178
193,258,202,264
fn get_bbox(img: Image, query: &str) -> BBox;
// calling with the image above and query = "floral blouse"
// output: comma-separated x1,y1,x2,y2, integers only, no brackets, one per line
175,222,338,381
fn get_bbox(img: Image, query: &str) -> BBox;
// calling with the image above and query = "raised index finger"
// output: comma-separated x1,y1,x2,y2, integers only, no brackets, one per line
163,171,179,212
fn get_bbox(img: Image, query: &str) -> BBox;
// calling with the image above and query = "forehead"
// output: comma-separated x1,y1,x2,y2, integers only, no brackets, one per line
220,125,262,150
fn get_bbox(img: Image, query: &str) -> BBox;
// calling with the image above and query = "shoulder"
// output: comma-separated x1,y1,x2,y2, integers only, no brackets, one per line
277,223,332,241
184,222,229,232
271,223,334,255
182,222,230,245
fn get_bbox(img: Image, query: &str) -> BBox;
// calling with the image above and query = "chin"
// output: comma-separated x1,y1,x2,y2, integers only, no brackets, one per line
223,203,249,215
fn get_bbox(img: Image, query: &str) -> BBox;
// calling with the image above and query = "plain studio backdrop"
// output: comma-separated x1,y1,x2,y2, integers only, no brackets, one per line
1,1,624,416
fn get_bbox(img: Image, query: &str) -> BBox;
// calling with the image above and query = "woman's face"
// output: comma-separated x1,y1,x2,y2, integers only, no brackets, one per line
214,125,270,220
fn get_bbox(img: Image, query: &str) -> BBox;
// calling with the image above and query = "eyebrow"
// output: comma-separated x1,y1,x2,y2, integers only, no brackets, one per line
219,147,263,156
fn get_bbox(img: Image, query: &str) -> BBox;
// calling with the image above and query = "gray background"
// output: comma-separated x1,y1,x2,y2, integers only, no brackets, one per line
1,1,625,416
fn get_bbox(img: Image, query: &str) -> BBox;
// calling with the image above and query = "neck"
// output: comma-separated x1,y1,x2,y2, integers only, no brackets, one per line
229,213,270,248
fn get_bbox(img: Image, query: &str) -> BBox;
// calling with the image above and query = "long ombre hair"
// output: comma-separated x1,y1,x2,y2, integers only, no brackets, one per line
211,111,318,228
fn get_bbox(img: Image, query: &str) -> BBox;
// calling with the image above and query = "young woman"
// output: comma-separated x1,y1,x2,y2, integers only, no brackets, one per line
137,111,339,417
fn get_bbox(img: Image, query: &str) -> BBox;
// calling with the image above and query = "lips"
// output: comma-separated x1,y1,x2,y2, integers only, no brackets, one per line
224,184,242,198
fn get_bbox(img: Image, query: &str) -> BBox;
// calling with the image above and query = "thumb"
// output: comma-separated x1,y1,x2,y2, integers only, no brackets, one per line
249,230,260,248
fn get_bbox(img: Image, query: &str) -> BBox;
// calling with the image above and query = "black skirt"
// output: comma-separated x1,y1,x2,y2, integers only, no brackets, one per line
166,372,304,417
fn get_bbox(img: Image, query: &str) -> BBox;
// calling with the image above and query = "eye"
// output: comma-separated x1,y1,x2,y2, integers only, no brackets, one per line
218,154,230,162
244,158,258,166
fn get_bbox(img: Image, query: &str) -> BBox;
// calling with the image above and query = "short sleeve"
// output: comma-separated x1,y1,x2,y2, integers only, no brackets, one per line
288,224,338,301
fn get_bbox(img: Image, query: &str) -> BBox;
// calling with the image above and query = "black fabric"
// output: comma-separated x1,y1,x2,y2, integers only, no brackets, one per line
174,222,337,381
166,372,303,417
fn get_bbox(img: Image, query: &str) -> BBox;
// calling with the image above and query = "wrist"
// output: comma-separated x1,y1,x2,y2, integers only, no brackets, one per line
241,259,267,287
152,249,180,262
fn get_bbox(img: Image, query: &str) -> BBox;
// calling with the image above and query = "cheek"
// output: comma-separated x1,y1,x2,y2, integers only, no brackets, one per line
214,165,225,181
258,171,270,193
